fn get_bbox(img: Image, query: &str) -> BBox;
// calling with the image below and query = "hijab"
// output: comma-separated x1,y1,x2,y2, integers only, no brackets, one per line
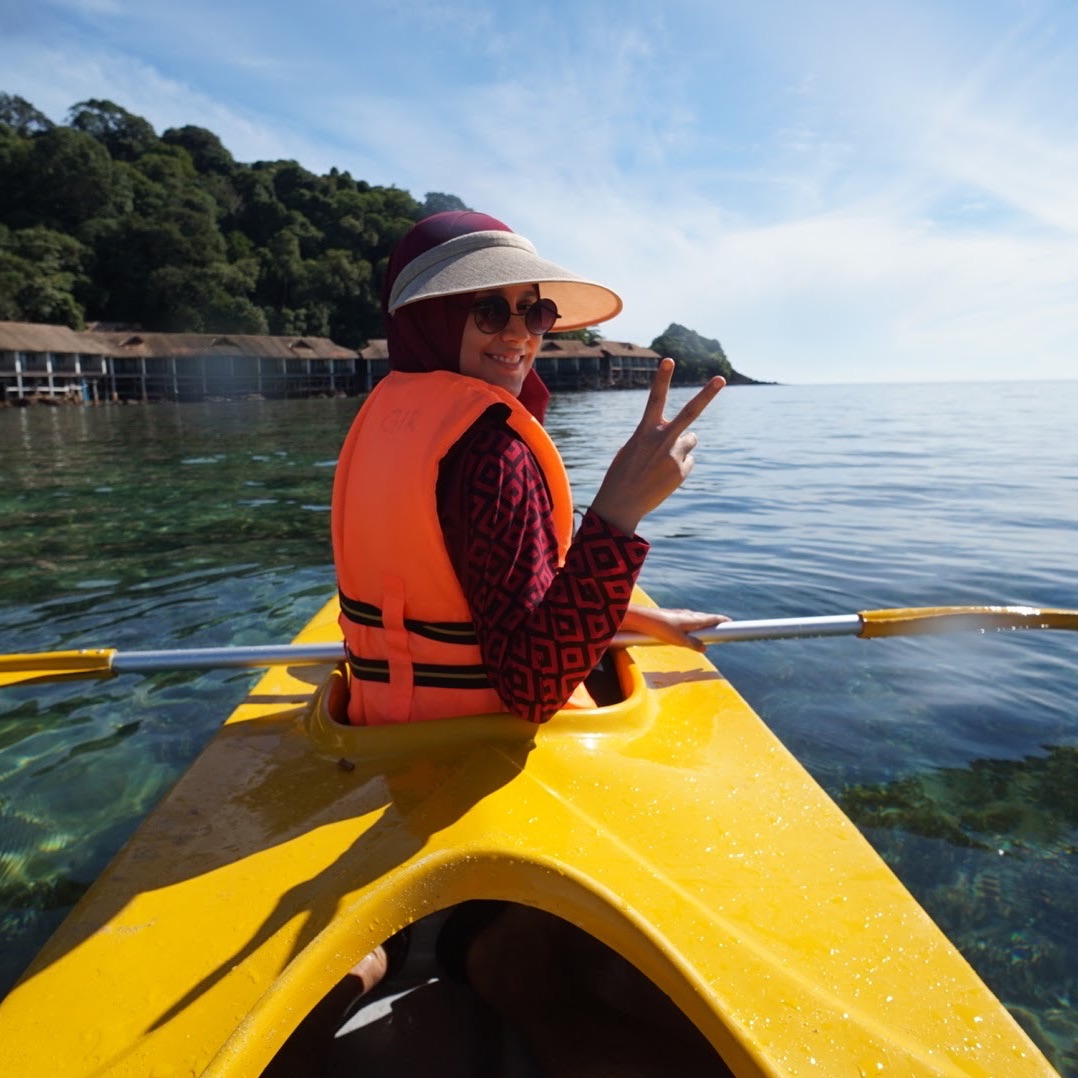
380,211,551,423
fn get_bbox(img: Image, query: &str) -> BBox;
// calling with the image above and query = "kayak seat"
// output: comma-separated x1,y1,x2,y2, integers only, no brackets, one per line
581,650,622,707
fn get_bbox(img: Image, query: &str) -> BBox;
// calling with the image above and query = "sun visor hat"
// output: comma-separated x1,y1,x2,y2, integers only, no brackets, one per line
386,230,622,332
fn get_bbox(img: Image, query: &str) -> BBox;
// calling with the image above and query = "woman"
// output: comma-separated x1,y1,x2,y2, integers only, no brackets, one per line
331,210,726,727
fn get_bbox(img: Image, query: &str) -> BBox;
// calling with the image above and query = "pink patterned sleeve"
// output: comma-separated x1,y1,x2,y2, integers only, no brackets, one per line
438,417,649,723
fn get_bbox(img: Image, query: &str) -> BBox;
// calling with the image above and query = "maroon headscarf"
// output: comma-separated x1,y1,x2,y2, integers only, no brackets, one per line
381,211,551,423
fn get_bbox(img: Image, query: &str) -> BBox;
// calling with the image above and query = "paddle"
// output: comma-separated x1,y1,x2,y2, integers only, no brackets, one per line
1,605,1074,690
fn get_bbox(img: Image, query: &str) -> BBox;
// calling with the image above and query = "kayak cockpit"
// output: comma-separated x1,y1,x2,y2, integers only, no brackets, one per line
262,903,734,1077
304,644,649,762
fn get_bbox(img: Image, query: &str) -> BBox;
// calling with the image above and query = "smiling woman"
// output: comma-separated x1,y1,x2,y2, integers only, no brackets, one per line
332,209,725,729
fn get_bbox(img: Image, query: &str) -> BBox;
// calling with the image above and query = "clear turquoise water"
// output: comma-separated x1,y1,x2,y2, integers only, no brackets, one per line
1,383,1075,1072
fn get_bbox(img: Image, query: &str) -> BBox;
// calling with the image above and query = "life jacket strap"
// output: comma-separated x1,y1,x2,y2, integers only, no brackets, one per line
346,654,493,690
338,590,479,644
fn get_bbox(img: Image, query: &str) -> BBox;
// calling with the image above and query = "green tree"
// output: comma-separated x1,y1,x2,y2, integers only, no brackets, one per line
259,225,308,309
231,166,293,246
22,126,130,233
0,93,54,136
76,143,231,325
305,248,377,345
144,263,267,333
0,224,90,327
161,125,236,175
0,124,31,225
421,192,470,216
326,190,379,249
66,99,159,162
271,160,322,207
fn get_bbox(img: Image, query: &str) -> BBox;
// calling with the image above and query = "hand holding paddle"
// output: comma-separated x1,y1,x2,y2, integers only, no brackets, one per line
591,359,725,537
621,604,730,653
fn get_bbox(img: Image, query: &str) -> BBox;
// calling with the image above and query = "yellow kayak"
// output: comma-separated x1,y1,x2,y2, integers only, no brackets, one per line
0,591,1059,1076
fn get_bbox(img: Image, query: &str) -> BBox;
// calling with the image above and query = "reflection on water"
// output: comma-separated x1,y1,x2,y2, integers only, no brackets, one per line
1,384,1077,1072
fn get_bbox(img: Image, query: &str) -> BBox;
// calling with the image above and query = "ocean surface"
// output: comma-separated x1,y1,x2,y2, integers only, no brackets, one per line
1,380,1075,1072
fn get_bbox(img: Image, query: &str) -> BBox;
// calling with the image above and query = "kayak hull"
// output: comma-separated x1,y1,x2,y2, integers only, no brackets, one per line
0,593,1058,1076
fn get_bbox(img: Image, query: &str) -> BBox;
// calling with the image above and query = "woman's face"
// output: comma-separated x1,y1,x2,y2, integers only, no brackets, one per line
458,283,544,397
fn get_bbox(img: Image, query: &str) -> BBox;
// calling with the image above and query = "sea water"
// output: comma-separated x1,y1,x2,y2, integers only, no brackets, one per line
1,381,1075,1072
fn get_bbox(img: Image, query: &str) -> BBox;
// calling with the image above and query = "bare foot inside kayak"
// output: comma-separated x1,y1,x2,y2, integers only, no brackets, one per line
348,944,390,994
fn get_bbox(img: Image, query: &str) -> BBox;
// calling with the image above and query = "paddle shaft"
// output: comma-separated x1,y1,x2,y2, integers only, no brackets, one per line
105,615,863,673
112,642,345,672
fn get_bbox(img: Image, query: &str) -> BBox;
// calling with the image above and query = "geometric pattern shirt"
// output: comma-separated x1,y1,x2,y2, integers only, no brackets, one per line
437,407,649,723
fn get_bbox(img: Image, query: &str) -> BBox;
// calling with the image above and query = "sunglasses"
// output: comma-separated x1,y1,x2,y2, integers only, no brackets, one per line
468,295,560,336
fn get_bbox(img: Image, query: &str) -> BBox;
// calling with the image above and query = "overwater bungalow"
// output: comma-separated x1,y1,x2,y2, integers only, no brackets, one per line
0,322,111,403
596,340,663,387
1,322,663,404
534,339,662,390
0,322,359,403
535,339,606,389
91,330,360,402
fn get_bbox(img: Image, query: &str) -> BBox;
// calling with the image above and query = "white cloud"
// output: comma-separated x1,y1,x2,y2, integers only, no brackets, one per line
2,0,1075,383
0,40,327,165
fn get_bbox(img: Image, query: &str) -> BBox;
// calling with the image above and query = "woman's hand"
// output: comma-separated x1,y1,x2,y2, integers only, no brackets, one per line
621,604,730,653
590,359,724,537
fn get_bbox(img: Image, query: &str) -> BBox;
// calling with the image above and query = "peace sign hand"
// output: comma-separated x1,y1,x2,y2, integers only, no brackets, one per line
590,358,724,537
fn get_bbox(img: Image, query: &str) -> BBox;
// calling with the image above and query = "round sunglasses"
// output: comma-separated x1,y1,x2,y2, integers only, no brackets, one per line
468,295,560,336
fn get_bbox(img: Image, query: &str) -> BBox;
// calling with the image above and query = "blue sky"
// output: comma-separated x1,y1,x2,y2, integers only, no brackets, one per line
2,0,1076,383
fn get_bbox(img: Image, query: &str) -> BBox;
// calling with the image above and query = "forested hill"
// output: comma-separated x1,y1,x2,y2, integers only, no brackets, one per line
651,324,767,386
0,93,761,382
0,95,447,347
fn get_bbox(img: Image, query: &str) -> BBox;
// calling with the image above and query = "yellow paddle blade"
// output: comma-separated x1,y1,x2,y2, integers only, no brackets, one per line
858,606,1078,638
0,649,117,688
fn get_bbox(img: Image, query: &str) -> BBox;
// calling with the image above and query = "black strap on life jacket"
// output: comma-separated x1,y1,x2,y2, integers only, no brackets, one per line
345,654,492,689
338,590,480,645
338,589,493,690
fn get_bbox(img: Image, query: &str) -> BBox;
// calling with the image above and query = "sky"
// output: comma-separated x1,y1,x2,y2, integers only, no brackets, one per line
2,0,1076,384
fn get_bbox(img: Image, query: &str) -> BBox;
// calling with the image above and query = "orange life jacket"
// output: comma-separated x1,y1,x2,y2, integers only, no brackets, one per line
332,369,593,724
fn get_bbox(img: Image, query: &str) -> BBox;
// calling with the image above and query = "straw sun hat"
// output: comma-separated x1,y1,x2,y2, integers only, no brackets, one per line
386,229,623,333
